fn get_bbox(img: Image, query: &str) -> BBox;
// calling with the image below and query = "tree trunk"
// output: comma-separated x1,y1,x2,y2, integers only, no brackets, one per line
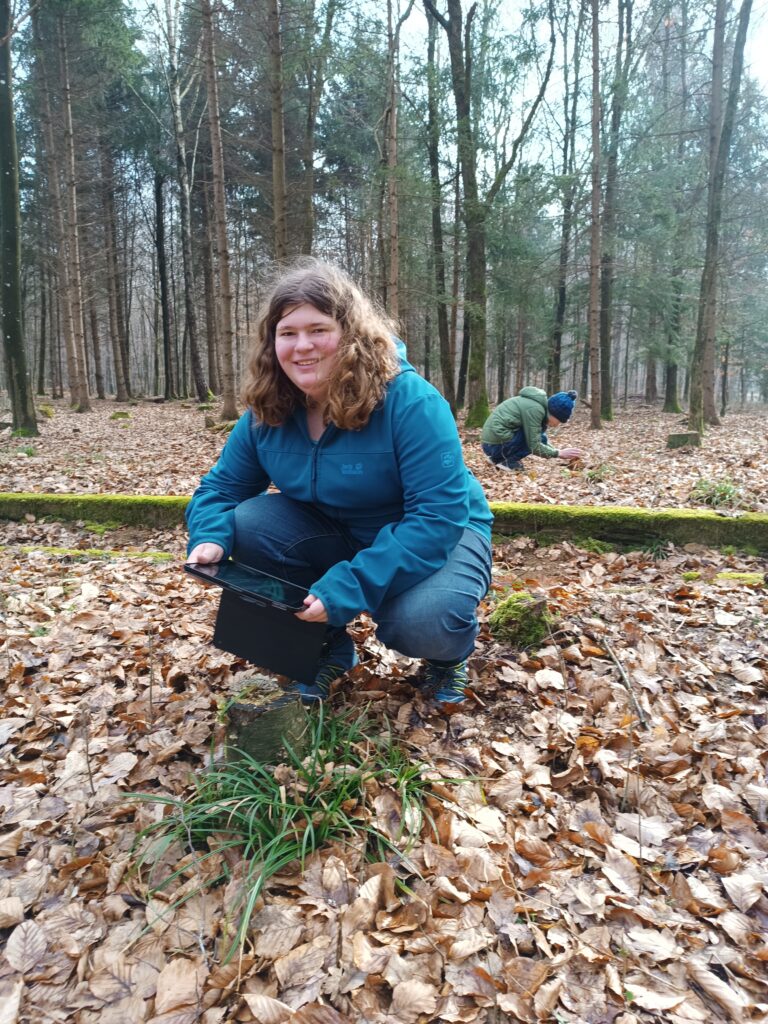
0,0,37,434
37,264,47,395
598,0,632,422
267,0,289,261
58,15,90,413
588,0,601,430
88,300,106,399
165,3,208,403
99,140,130,401
299,0,336,255
201,0,237,420
424,6,455,412
548,0,584,396
154,170,175,399
689,0,751,434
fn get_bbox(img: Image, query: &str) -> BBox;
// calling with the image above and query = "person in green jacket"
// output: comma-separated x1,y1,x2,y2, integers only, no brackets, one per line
481,387,583,471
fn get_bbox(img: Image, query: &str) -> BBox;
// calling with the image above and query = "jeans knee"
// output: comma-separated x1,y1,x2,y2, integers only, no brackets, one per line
377,605,477,662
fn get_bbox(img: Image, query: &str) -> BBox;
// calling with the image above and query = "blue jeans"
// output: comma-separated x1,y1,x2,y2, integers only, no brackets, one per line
482,429,547,468
232,493,492,663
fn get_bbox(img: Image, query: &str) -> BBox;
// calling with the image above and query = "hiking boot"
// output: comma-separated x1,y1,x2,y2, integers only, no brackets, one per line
288,629,358,704
422,658,469,704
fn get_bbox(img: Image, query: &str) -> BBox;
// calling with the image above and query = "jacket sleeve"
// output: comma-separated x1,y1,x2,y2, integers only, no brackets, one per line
185,411,271,557
521,402,558,458
309,387,471,625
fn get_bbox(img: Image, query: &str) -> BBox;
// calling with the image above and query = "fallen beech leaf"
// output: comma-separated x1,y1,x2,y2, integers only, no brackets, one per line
242,994,294,1023
707,846,741,875
686,961,745,1020
154,958,209,1013
721,870,763,912
0,897,25,929
4,920,48,974
389,980,438,1022
0,977,24,1024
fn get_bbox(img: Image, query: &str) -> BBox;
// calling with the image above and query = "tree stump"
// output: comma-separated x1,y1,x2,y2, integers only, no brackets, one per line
225,675,308,764
667,432,701,449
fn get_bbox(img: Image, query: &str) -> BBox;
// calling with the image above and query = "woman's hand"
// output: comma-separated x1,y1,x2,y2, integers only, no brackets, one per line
296,594,328,623
558,447,582,462
187,543,225,564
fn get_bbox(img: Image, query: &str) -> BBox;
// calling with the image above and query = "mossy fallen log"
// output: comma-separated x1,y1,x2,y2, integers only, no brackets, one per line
491,502,768,553
0,492,189,528
1,492,767,553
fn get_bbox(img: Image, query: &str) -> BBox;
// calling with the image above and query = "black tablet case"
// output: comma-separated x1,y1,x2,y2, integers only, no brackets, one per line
213,588,326,680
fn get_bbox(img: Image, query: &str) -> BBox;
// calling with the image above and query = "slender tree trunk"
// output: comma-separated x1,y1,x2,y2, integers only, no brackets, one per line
588,0,601,430
165,11,208,403
201,0,237,419
598,0,632,422
58,15,90,412
689,0,751,433
267,0,288,261
425,5,455,412
37,264,47,394
548,0,584,395
0,0,37,433
88,300,106,399
154,170,175,398
99,141,130,401
200,176,221,393
720,337,729,417
299,0,336,255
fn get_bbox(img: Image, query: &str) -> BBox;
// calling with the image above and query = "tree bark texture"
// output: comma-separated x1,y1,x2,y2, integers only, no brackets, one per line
267,0,289,262
0,0,38,433
201,0,238,420
588,0,602,430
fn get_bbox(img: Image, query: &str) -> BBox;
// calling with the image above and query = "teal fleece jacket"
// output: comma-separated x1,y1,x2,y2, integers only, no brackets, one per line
480,386,559,458
186,346,493,627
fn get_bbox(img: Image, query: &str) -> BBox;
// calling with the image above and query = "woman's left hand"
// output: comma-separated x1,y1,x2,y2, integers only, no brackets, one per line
296,594,328,623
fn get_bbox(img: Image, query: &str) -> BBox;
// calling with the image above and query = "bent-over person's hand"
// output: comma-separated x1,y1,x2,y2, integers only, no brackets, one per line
187,542,225,564
558,447,582,462
296,594,328,623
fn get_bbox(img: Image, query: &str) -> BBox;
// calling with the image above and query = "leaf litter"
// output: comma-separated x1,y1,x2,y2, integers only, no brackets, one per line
1,402,767,1022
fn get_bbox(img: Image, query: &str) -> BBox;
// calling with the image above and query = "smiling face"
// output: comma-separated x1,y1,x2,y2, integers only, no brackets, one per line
274,303,343,402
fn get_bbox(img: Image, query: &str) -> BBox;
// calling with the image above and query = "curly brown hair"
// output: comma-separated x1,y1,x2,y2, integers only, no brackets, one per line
242,261,401,430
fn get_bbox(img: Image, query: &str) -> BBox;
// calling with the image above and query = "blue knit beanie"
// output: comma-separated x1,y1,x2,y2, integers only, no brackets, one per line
548,390,577,423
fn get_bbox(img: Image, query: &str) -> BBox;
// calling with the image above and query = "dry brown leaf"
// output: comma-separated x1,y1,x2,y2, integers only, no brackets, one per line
242,994,294,1023
0,897,25,929
601,846,640,897
686,960,745,1021
4,919,48,974
721,869,764,912
153,958,209,1014
0,977,24,1024
389,979,438,1023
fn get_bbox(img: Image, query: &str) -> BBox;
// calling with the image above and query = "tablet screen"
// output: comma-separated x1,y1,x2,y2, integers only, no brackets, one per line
184,561,309,611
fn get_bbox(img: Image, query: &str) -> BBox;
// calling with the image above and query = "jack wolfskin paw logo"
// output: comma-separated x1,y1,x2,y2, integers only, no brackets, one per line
341,462,364,475
440,451,455,468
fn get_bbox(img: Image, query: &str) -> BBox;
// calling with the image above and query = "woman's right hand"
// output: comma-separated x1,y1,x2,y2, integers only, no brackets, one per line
187,543,225,564
558,447,582,461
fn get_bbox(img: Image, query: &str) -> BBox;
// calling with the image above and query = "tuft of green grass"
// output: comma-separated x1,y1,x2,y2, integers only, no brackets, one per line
130,706,462,960
16,446,37,457
690,477,742,509
37,404,55,419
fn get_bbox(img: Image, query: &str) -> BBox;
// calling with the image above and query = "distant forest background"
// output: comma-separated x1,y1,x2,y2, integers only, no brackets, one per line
0,0,765,437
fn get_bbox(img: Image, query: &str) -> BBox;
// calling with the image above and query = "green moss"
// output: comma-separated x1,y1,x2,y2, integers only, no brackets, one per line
110,410,131,420
574,537,615,554
681,571,701,581
4,544,174,562
0,492,189,528
83,520,123,535
37,404,55,419
197,402,214,411
490,501,768,553
715,571,764,585
488,590,552,648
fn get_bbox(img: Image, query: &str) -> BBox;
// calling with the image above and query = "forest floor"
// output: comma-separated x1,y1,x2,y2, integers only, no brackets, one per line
1,399,767,1024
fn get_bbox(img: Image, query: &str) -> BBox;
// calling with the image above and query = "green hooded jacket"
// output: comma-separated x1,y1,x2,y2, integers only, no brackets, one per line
480,386,559,458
